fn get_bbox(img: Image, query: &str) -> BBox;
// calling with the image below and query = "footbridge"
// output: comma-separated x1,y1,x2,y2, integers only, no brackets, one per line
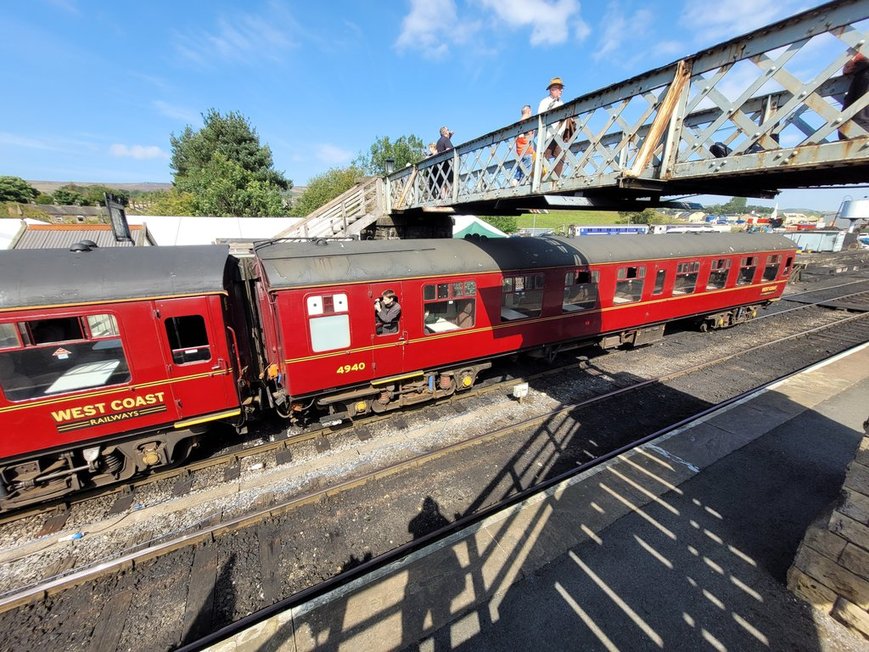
279,0,869,239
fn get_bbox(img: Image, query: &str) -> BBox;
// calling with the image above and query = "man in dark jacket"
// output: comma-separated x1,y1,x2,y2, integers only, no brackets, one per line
375,290,401,335
435,126,454,198
841,53,869,139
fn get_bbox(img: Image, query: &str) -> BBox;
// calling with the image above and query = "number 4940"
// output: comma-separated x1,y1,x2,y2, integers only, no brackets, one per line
336,362,366,374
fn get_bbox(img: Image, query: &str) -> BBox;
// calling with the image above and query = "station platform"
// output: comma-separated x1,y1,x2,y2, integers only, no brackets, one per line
213,344,869,652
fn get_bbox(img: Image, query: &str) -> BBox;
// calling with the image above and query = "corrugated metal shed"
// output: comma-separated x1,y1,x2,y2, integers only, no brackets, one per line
12,223,154,249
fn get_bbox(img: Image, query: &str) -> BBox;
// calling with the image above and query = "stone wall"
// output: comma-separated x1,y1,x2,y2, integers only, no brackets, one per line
788,421,869,638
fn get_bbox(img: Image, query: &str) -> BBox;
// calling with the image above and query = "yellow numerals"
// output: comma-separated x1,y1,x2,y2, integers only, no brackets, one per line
336,362,366,374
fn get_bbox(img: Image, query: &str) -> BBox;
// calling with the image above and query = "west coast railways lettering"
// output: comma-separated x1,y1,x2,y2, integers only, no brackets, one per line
50,392,168,433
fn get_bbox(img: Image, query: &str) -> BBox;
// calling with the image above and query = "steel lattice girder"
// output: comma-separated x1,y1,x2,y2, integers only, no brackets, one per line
388,0,869,213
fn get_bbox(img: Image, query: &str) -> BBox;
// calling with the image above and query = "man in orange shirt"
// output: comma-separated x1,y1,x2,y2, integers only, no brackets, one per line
513,104,535,186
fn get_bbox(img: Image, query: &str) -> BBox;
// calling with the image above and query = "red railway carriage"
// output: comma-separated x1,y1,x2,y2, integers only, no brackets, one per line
0,245,242,507
0,233,796,508
253,233,796,422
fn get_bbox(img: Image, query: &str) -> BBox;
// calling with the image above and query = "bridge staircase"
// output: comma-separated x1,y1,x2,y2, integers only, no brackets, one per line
276,176,386,240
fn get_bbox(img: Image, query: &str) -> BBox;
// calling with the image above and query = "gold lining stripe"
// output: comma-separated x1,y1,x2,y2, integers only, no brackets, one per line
0,368,233,415
282,280,788,365
174,408,241,429
0,291,228,314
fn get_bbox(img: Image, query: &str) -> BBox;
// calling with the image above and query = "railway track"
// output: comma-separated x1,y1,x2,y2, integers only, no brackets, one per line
3,275,868,532
1,308,867,637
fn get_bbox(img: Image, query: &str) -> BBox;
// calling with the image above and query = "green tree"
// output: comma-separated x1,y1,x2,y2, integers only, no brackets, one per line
0,176,38,203
618,208,665,225
353,135,426,175
81,185,130,206
480,215,518,234
35,193,54,204
170,109,291,216
53,186,87,206
145,189,196,216
293,166,363,216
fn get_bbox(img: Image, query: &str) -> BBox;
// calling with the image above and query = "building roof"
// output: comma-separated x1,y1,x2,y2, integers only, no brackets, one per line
0,245,231,310
256,233,796,290
127,216,303,246
34,205,106,217
12,223,154,249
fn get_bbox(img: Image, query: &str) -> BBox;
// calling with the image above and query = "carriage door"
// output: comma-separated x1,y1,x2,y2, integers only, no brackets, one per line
368,282,406,379
156,297,237,419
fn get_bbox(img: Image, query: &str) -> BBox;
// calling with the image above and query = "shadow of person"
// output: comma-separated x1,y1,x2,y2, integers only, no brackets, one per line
401,496,464,651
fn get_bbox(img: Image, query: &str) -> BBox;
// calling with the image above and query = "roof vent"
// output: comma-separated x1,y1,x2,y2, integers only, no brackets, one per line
70,240,97,252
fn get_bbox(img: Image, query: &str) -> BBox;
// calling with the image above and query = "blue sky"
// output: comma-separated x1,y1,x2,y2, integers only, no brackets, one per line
0,0,862,211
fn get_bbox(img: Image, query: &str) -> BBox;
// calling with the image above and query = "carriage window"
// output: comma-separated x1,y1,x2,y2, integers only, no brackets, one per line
763,255,781,281
424,280,476,334
0,324,18,349
707,258,731,290
783,256,794,277
87,314,120,338
737,256,757,285
165,315,211,364
652,269,666,295
674,261,700,295
563,269,599,312
614,266,645,304
0,313,130,402
502,273,544,320
308,293,350,351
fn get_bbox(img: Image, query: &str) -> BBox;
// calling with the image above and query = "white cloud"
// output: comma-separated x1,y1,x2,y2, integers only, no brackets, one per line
680,0,803,45
395,0,469,59
594,3,653,61
478,0,587,46
173,1,299,66
152,100,200,125
314,143,354,166
109,144,169,160
396,0,586,58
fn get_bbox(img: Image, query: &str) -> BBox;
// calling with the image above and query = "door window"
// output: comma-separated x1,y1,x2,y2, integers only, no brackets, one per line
307,293,351,352
652,269,666,296
165,315,211,364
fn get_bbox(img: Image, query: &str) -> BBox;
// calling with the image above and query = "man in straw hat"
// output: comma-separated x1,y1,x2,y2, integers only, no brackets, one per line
538,77,567,178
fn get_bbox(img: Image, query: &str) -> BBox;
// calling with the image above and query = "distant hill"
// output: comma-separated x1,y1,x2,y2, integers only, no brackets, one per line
27,180,173,193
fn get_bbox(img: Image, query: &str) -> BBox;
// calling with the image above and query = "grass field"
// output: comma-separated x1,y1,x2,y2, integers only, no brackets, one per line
514,210,626,231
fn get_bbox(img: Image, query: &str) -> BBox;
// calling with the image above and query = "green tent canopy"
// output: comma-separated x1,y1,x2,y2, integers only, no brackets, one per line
453,215,507,239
